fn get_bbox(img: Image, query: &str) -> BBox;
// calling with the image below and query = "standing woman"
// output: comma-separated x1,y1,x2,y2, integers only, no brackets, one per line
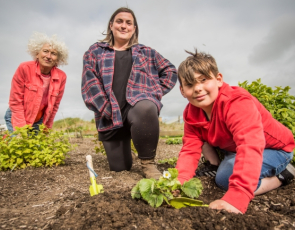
82,7,177,179
5,32,68,132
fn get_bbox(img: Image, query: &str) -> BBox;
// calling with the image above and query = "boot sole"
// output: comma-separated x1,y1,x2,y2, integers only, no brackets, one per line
286,163,295,176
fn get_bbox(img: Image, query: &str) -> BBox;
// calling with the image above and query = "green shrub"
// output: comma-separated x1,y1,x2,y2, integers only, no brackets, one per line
166,137,182,145
0,124,75,170
239,79,295,164
158,157,178,166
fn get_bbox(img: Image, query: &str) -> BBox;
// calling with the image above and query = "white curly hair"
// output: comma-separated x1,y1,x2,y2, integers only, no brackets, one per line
27,32,69,66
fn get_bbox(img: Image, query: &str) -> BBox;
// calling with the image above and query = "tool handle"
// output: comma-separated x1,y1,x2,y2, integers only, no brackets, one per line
86,155,95,178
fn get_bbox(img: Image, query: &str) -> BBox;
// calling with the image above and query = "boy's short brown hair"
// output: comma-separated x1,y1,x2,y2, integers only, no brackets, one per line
178,49,219,86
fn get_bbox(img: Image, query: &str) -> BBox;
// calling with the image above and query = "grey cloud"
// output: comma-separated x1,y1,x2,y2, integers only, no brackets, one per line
249,16,295,65
1,0,295,125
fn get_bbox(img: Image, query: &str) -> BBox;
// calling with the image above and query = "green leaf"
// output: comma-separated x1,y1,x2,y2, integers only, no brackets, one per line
181,178,203,198
169,197,207,209
147,194,164,208
168,168,178,179
139,179,154,200
131,182,141,199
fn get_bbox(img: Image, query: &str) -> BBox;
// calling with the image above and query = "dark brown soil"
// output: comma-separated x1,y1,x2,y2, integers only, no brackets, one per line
1,138,295,230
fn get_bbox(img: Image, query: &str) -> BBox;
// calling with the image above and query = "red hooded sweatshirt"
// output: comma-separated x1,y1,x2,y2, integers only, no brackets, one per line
176,83,294,213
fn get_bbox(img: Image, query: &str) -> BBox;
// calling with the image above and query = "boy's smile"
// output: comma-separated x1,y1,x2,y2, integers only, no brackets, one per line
180,72,223,119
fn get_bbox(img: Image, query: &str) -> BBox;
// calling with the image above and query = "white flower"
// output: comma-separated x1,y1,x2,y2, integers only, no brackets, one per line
163,171,171,179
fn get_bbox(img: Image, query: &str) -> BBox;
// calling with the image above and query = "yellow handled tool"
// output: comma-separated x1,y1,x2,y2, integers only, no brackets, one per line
86,155,103,196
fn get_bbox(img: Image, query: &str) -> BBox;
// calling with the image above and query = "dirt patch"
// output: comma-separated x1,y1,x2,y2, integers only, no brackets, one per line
1,138,295,229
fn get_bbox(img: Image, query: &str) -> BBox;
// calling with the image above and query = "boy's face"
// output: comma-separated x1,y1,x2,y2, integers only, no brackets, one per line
180,72,223,115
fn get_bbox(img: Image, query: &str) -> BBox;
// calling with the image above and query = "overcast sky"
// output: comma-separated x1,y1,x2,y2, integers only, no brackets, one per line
1,0,295,125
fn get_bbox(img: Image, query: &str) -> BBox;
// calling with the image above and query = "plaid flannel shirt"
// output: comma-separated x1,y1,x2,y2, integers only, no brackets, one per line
82,42,177,131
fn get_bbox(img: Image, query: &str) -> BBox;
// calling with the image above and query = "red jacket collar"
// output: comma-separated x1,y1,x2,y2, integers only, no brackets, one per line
35,60,59,80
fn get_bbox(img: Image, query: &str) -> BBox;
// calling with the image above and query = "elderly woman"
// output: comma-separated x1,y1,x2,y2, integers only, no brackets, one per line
82,7,177,179
4,32,68,132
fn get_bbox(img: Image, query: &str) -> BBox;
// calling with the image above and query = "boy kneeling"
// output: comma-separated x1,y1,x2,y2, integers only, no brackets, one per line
176,49,295,214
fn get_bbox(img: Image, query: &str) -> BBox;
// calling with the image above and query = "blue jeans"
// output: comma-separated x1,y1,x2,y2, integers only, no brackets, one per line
215,149,293,191
4,108,43,133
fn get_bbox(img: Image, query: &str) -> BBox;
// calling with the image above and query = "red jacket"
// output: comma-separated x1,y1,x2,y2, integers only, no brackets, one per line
176,83,295,213
9,61,67,129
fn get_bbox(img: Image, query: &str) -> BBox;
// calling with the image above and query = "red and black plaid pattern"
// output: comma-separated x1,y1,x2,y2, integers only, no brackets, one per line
82,42,177,131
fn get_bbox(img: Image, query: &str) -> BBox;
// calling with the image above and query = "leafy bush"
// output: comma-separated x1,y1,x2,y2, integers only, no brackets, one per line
166,137,182,145
0,124,75,171
158,157,178,166
131,168,206,208
239,79,295,164
53,117,83,129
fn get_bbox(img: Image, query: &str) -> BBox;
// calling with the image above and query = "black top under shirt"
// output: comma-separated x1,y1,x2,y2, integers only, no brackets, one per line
99,49,132,141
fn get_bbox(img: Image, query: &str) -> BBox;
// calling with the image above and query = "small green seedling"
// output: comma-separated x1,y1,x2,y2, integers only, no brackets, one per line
131,168,207,209
86,155,103,196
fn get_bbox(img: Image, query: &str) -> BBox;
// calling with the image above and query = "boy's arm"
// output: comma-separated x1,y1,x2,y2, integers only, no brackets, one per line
221,96,265,214
176,122,203,184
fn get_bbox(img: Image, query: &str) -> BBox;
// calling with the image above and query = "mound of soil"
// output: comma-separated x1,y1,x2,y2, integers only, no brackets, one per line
1,138,295,229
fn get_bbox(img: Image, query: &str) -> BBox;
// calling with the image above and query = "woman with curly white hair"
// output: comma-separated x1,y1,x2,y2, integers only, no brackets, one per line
4,32,69,132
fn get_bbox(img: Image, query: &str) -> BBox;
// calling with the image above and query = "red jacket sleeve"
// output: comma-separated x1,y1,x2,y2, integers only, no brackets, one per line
176,122,204,184
46,73,67,129
221,95,265,213
9,64,27,129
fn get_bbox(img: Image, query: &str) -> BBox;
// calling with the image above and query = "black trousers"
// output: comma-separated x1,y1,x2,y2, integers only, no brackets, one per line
102,100,159,172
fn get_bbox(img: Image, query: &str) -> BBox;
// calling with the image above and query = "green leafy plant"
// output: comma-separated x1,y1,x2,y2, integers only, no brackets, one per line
131,168,207,209
94,139,106,155
158,157,178,167
0,124,75,171
166,137,182,145
239,79,295,164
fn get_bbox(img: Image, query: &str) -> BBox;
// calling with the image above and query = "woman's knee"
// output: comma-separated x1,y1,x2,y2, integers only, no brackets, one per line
132,100,158,118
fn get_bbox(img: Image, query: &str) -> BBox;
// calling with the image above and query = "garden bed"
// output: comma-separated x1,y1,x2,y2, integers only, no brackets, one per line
1,138,295,229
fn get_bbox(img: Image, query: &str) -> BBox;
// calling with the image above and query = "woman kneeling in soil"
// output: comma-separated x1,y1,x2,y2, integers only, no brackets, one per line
5,32,68,132
82,7,177,179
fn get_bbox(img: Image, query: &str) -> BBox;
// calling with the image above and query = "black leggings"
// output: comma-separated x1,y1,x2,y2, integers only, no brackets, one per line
102,100,159,172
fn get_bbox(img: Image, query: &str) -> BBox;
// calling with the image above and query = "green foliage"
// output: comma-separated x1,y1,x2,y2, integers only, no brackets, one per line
239,79,295,164
53,117,83,129
93,139,106,155
131,168,206,209
0,124,75,171
166,137,182,145
169,197,207,209
158,157,178,167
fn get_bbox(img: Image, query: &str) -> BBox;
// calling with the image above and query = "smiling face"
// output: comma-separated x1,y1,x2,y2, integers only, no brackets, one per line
36,43,58,74
110,12,136,49
180,72,223,118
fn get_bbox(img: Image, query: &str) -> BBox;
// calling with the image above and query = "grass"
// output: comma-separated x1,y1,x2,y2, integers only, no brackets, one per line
53,118,184,138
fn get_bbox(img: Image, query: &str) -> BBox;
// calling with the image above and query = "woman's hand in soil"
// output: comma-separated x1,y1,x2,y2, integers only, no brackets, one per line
209,200,242,214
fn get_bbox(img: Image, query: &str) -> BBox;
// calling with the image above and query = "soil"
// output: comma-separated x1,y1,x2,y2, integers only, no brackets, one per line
1,137,295,230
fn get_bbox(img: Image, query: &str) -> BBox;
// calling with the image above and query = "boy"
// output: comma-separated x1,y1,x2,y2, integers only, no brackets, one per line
176,49,295,214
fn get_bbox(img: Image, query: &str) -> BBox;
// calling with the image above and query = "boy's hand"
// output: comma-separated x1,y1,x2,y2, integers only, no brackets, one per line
209,200,242,214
